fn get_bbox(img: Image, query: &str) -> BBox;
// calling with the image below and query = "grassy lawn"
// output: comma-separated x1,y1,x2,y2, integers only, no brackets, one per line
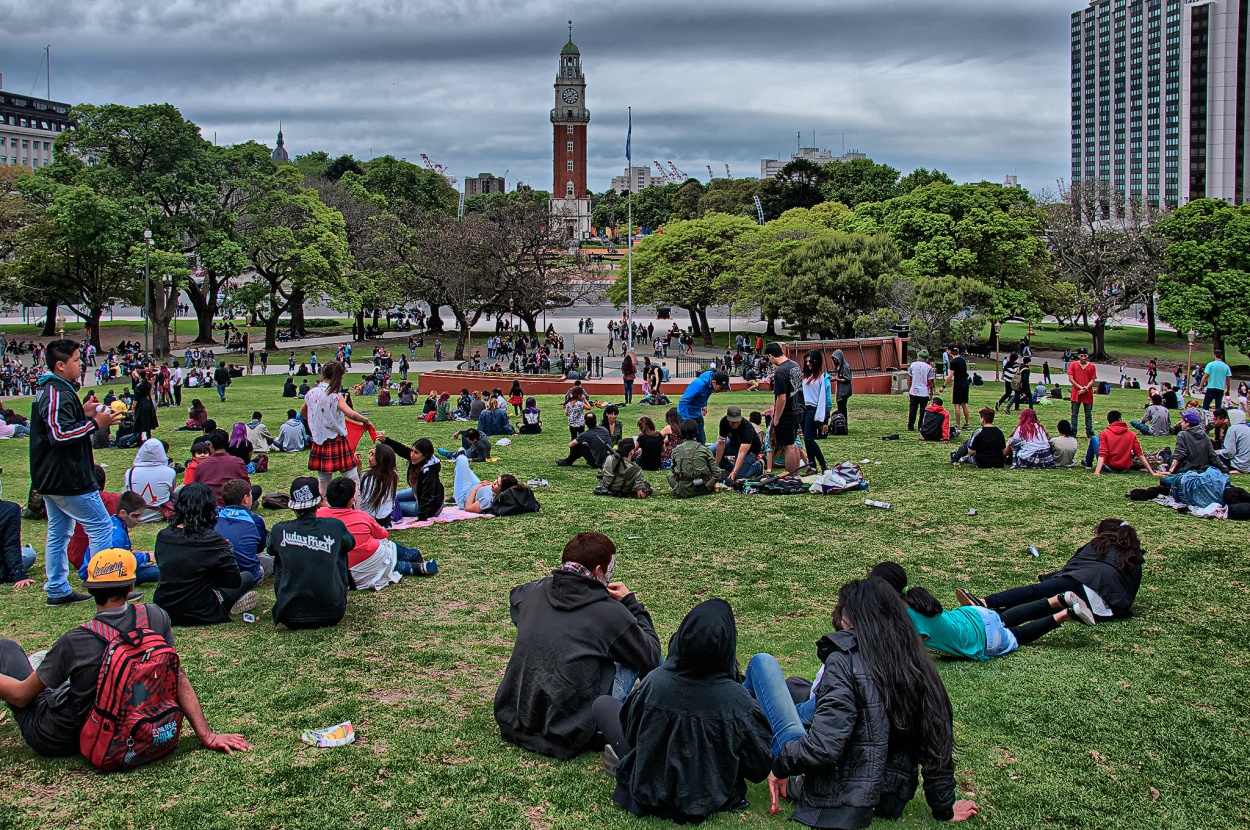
0,375,1247,829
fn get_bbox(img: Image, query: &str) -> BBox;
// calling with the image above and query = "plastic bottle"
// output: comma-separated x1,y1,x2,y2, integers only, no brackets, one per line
865,499,893,509
1028,545,1040,558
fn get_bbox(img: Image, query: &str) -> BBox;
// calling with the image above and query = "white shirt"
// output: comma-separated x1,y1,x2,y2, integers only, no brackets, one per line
908,361,934,397
304,382,347,444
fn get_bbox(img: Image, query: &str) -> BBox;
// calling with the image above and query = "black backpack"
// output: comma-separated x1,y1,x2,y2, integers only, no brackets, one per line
828,413,848,436
490,486,541,516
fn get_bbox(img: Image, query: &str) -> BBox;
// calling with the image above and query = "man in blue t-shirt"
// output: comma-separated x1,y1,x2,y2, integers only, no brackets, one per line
676,370,731,444
1201,351,1232,411
214,479,271,583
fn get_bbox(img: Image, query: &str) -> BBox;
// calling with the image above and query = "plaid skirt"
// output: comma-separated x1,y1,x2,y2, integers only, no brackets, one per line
309,434,355,472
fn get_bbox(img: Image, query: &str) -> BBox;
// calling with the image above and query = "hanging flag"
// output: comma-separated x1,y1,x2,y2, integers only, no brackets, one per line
625,108,632,163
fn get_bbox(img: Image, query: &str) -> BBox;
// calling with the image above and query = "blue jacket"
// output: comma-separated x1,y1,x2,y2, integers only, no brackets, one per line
78,516,152,581
678,372,716,420
215,505,269,581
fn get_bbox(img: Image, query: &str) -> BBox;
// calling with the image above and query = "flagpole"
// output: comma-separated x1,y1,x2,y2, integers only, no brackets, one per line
626,106,633,352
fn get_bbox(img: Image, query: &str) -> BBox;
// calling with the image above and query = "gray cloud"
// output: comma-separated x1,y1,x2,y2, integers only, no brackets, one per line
4,0,1072,193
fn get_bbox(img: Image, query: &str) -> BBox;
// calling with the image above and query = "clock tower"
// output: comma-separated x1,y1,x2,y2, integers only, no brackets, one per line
550,21,591,244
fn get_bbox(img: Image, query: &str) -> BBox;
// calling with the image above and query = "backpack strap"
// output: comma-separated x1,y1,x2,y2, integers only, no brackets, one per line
80,604,147,647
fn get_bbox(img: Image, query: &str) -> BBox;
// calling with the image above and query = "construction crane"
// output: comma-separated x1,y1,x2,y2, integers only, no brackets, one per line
652,161,670,184
667,162,687,182
420,153,458,186
706,165,716,180
724,164,732,179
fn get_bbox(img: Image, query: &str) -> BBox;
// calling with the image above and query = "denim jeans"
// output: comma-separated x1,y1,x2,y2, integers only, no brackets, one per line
391,542,427,576
135,563,160,585
1203,388,1225,411
743,653,808,757
396,487,419,518
453,455,481,509
802,406,828,470
719,451,762,480
216,383,228,402
1071,400,1094,437
623,380,634,404
689,415,706,444
1130,419,1152,436
612,663,640,702
9,424,29,437
44,492,113,599
20,545,35,574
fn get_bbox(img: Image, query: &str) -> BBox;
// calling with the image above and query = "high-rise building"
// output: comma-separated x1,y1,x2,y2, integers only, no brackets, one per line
1071,0,1250,207
0,74,70,170
549,22,591,243
760,149,866,179
611,166,653,194
465,173,506,196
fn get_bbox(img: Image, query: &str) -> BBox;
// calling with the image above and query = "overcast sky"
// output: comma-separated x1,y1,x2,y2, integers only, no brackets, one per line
6,0,1071,194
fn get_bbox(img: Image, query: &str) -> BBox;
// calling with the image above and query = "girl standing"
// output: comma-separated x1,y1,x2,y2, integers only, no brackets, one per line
800,350,830,474
303,362,372,494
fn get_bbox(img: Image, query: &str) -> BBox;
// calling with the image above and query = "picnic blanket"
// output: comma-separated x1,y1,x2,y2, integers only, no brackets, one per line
389,507,495,529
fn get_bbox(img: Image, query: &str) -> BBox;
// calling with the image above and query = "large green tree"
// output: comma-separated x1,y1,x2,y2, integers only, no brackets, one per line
820,158,902,207
1157,198,1250,355
771,232,900,338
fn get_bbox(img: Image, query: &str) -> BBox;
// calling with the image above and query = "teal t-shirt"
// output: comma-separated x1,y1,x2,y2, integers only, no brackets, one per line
1204,360,1232,392
907,606,989,661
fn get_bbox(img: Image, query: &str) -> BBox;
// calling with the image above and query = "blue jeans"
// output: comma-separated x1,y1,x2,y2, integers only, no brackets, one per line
743,653,808,757
719,451,762,480
44,492,113,599
612,664,639,702
135,563,160,585
1204,388,1225,411
20,545,35,573
396,487,419,518
391,542,427,576
453,455,481,509
216,383,227,401
1084,435,1099,466
1130,419,1152,436
623,380,634,404
688,415,706,444
1071,401,1094,437
9,424,28,437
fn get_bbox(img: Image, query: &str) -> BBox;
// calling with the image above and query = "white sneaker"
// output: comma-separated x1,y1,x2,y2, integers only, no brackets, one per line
1063,591,1096,626
229,591,260,616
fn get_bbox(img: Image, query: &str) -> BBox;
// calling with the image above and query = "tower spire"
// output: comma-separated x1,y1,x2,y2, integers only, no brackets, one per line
568,20,573,42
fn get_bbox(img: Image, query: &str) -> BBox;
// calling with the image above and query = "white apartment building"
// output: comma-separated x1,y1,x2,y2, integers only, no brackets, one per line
0,75,70,169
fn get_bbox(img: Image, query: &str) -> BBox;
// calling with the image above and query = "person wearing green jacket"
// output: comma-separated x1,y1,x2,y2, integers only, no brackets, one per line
667,420,717,498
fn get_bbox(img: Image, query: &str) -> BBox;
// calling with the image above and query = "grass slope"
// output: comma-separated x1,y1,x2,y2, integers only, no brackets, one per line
0,376,1247,830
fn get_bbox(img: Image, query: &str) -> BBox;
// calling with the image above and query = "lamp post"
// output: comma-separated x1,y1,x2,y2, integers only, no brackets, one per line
143,229,153,355
1187,329,1197,395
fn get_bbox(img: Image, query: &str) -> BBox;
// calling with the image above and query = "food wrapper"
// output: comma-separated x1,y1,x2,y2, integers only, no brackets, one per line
301,721,355,748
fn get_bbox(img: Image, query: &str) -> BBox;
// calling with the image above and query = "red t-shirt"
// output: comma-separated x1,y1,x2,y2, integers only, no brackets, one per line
68,491,121,569
317,507,388,567
1068,361,1098,404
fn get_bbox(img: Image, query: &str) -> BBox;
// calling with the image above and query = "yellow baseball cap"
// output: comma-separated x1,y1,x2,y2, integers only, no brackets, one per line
85,549,137,587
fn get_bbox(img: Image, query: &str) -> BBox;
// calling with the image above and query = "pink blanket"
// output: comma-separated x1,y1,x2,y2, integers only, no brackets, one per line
390,507,494,529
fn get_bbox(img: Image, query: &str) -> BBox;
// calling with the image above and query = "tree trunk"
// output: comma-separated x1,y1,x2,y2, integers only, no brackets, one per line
40,301,59,337
698,308,713,347
1213,329,1225,356
686,307,702,338
765,316,777,336
1091,320,1108,361
184,278,220,345
264,314,279,352
427,302,445,332
520,312,539,337
149,284,178,358
289,287,307,337
354,309,367,342
86,308,103,350
453,312,470,361
1145,295,1157,345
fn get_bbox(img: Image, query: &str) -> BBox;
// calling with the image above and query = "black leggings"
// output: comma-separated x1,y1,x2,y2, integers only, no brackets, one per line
802,406,827,471
570,424,585,441
997,599,1061,647
986,576,1111,645
592,695,629,757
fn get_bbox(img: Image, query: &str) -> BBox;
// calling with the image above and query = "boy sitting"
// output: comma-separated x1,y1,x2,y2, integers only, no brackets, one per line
76,492,160,586
182,438,212,485
268,477,356,630
215,479,272,583
919,397,953,443
595,439,652,499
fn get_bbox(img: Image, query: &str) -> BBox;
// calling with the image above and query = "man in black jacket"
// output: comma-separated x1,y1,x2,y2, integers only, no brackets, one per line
31,340,120,606
494,532,661,759
556,412,613,468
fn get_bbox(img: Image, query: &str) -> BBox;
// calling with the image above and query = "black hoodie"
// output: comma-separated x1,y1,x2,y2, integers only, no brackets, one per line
612,599,773,824
494,569,662,759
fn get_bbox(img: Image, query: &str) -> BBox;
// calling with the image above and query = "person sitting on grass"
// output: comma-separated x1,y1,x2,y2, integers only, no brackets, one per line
193,429,250,506
477,397,515,437
176,398,209,431
152,484,259,626
1050,419,1080,468
357,443,400,527
517,397,543,434
918,396,952,443
452,454,515,514
319,478,435,591
380,436,445,521
1007,409,1056,469
0,548,251,760
75,491,160,587
439,427,491,462
557,412,613,468
957,519,1144,623
282,376,298,398
595,439,652,499
1131,394,1171,437
1214,407,1250,473
273,409,308,453
434,393,454,422
870,562,1093,662
494,531,662,760
245,411,274,454
214,479,271,584
268,477,356,630
123,438,176,522
744,579,978,824
592,598,773,824
0,499,35,590
951,406,1000,467
667,419,717,497
1087,411,1158,475
1166,409,1228,475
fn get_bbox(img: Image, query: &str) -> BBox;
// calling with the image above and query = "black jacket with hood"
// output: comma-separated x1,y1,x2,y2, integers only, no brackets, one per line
494,569,662,759
612,599,773,824
1041,542,1142,618
831,349,853,402
382,437,445,520
31,373,99,496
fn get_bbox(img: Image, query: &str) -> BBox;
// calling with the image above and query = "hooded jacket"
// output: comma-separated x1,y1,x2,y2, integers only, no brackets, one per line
31,372,98,496
831,349,853,401
1172,424,1228,475
246,418,274,452
612,599,773,824
274,417,308,452
382,438,445,520
1097,420,1145,471
494,570,662,759
123,438,176,521
1042,542,1143,618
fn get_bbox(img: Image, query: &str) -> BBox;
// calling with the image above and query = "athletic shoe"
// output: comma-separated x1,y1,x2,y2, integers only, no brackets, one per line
229,591,260,615
418,559,438,576
955,588,986,608
47,591,92,607
555,458,571,466
603,744,620,776
127,591,142,603
1063,591,1096,626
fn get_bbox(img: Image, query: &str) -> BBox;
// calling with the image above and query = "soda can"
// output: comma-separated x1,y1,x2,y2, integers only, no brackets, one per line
968,509,977,516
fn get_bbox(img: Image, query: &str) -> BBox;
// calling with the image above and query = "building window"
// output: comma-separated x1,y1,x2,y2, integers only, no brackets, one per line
567,125,573,135
566,181,574,197
567,140,573,153
567,160,574,171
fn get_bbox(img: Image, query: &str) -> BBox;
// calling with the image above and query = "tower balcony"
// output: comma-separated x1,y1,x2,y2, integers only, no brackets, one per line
551,107,591,123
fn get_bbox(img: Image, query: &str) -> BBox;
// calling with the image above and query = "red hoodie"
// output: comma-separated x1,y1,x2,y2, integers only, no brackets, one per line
920,403,951,441
1097,420,1144,470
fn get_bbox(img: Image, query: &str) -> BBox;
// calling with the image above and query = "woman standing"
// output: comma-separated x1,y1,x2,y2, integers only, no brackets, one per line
130,367,159,441
830,349,853,423
621,351,637,405
800,350,830,474
303,362,372,494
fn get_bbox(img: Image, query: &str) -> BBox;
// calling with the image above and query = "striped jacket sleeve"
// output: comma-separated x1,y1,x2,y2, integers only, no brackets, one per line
44,384,97,444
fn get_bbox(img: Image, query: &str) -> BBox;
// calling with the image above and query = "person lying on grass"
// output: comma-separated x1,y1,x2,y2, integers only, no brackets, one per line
744,578,978,825
495,531,661,759
869,562,1094,663
0,548,251,760
957,519,1144,623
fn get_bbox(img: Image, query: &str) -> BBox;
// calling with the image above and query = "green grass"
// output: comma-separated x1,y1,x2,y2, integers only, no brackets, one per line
992,322,1250,368
1,376,1248,829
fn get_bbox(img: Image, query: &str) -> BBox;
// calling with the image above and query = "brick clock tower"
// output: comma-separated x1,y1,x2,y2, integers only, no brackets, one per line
550,21,591,244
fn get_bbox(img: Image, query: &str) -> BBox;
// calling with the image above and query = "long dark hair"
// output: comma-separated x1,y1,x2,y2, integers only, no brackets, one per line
803,349,824,380
362,443,399,514
171,483,218,536
834,579,953,769
321,361,346,394
406,437,436,489
869,561,943,618
1090,519,1143,572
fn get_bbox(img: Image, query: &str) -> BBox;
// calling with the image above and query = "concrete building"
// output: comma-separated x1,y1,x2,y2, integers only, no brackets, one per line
465,173,506,196
0,74,70,170
610,166,653,193
549,24,592,243
1071,0,1250,207
760,148,867,179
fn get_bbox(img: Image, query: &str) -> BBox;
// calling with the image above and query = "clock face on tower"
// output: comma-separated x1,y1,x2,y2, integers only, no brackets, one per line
561,88,580,104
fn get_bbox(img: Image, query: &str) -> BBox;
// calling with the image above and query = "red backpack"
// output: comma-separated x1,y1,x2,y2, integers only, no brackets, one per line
79,604,184,771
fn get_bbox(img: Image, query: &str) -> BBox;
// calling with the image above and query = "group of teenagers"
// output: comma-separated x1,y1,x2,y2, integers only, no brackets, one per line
493,518,1142,826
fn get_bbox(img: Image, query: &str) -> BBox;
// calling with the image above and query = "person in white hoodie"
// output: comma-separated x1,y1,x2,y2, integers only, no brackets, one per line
245,410,274,453
123,438,176,522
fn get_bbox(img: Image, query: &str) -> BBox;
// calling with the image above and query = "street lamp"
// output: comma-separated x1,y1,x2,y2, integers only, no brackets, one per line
143,229,153,355
1187,329,1197,394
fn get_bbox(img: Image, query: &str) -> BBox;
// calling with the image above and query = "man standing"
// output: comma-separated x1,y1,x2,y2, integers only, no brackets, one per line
939,345,970,430
676,369,731,444
1200,350,1232,411
764,343,803,474
259,349,269,375
213,361,231,403
906,349,935,432
1067,347,1098,438
31,340,120,606
170,360,183,407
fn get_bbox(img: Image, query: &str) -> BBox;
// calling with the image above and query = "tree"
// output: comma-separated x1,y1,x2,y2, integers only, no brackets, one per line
896,167,954,195
820,158,901,207
1158,198,1250,355
1041,180,1167,359
758,159,826,217
670,179,704,221
357,156,458,215
607,213,756,344
771,232,899,338
325,154,365,181
697,178,769,221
